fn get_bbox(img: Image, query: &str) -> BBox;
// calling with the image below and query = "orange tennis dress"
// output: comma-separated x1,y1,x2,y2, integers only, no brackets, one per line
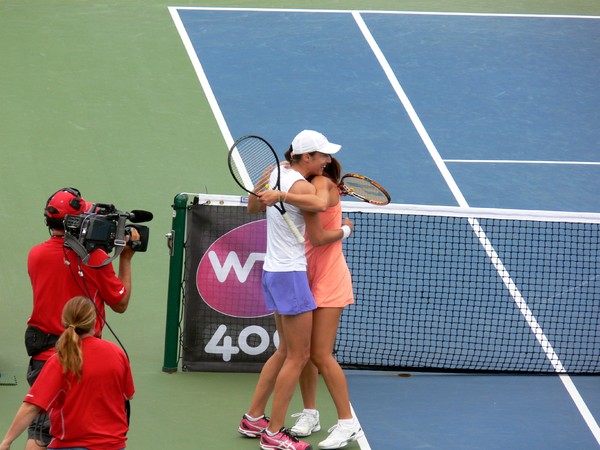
306,200,354,308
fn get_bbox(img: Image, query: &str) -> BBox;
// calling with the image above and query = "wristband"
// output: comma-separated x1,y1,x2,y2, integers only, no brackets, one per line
341,225,352,240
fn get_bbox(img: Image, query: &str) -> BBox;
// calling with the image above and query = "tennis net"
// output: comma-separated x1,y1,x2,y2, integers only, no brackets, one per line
338,202,600,373
171,194,600,374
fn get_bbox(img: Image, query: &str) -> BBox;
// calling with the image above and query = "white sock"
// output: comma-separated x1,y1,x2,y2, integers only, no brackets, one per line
246,414,264,422
303,408,318,416
338,418,355,428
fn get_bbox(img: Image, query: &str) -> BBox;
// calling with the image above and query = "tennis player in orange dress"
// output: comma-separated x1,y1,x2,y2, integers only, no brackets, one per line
290,157,364,449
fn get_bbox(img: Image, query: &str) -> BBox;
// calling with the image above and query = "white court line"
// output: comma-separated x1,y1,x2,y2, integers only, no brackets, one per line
169,9,256,191
350,403,371,450
168,7,235,152
351,11,469,209
445,159,600,165
172,6,600,20
352,10,600,446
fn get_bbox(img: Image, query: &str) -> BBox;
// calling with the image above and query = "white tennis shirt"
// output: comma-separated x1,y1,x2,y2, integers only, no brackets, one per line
263,166,307,272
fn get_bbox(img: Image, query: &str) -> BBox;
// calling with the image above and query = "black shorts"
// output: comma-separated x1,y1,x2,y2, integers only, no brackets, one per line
26,358,51,446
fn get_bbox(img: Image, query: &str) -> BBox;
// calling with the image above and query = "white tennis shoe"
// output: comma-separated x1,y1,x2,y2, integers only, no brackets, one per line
318,421,364,449
290,410,321,437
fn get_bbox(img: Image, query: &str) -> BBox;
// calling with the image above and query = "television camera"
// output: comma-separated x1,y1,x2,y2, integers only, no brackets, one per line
64,203,152,267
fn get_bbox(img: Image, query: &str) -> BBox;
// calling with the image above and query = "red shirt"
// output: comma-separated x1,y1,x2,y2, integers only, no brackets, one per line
27,237,127,359
25,336,135,450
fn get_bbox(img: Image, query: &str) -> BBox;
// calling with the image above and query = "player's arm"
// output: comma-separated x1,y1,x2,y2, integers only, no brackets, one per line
304,176,353,246
305,214,353,247
258,179,327,212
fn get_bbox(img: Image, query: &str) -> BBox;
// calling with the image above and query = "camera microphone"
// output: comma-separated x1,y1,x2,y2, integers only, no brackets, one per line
127,210,154,223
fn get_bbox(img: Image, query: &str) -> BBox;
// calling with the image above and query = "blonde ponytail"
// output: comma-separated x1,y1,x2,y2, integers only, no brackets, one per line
55,296,96,380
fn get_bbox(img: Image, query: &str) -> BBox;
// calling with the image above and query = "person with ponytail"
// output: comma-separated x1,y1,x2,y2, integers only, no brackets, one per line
0,296,134,450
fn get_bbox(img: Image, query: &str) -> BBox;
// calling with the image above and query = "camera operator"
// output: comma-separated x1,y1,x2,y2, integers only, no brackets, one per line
24,187,140,450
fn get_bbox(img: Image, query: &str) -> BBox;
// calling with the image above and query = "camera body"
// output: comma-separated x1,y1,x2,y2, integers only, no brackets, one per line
64,203,150,253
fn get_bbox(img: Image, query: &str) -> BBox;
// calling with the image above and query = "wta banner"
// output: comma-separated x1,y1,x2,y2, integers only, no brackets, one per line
182,198,276,372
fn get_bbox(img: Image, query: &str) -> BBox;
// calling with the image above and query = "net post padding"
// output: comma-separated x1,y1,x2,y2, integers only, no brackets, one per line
162,193,190,372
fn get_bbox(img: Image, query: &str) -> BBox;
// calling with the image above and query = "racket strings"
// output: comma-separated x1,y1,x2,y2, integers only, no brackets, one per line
342,177,389,203
230,137,278,192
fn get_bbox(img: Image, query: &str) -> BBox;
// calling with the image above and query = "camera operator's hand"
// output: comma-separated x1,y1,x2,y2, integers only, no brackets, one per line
122,227,141,257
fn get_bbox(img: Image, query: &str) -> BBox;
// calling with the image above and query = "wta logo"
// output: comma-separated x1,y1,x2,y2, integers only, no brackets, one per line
196,220,272,318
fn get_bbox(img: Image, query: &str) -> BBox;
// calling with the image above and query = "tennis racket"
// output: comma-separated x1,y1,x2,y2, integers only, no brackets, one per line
227,135,305,243
338,173,391,205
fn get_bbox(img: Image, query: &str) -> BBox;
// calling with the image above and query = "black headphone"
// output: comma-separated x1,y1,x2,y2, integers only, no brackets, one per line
45,187,82,211
44,187,83,228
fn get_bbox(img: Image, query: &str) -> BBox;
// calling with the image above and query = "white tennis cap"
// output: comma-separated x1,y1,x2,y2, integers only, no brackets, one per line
291,130,341,155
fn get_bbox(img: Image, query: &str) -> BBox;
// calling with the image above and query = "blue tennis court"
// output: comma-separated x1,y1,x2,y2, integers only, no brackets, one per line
170,7,600,449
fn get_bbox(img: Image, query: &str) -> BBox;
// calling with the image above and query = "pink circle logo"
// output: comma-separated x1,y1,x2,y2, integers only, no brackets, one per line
196,220,271,318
